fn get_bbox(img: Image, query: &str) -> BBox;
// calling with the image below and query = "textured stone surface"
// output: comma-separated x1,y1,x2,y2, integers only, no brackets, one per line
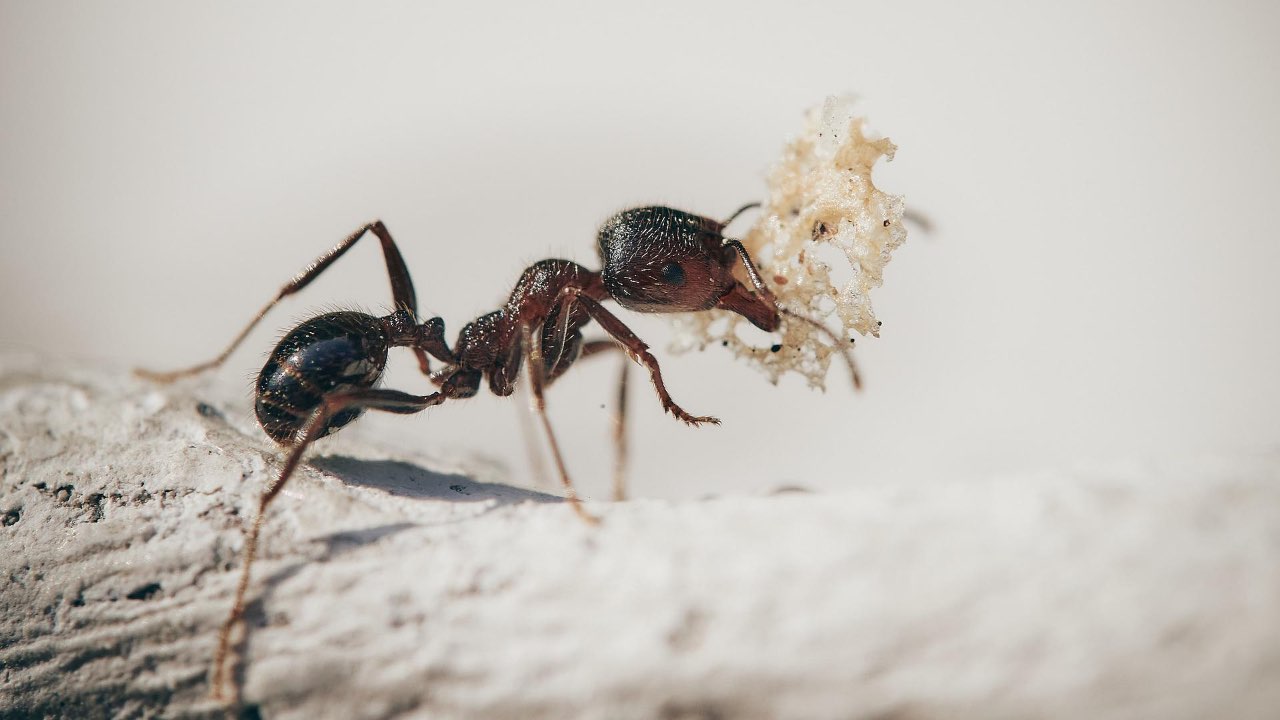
2,356,1280,719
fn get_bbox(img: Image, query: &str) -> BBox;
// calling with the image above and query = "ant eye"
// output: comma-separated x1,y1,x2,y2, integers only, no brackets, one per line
661,262,685,286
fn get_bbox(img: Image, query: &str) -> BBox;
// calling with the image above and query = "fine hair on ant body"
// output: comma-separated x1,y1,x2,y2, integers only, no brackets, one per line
137,203,860,700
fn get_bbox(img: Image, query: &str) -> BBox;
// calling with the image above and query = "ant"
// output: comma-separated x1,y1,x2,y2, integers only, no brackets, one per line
137,203,860,700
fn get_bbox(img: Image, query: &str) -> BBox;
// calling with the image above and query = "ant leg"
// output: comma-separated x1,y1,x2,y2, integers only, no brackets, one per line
581,341,630,501
903,208,934,234
558,289,718,427
777,306,863,389
519,324,600,526
138,220,434,382
610,356,629,500
210,387,446,701
514,395,551,490
518,338,624,496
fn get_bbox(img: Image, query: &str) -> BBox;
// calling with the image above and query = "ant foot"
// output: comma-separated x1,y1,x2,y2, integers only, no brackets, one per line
666,403,721,426
134,362,217,384
133,367,184,384
566,496,602,526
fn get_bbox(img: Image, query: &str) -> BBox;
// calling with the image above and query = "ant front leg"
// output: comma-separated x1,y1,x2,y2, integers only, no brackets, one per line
137,220,436,382
210,387,448,702
556,288,719,427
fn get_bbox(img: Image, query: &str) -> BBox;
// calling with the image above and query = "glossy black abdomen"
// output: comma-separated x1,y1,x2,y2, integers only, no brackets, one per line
255,311,389,444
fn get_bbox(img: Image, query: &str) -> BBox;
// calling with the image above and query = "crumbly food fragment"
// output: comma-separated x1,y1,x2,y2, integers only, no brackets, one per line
668,96,907,389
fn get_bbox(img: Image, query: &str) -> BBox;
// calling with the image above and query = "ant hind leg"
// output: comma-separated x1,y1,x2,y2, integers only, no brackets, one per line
210,387,445,702
138,220,425,382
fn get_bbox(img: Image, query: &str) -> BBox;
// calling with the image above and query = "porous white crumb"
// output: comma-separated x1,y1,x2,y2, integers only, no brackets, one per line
669,95,907,388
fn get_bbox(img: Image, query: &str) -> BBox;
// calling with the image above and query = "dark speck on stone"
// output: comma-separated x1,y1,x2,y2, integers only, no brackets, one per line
126,582,162,601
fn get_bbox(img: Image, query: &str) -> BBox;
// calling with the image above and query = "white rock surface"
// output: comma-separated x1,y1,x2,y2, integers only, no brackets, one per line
2,355,1279,719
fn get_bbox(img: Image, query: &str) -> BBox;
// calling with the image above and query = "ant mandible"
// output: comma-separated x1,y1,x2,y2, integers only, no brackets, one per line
137,203,860,699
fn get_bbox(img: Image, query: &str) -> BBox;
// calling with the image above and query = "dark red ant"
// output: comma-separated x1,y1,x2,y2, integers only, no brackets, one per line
137,203,860,699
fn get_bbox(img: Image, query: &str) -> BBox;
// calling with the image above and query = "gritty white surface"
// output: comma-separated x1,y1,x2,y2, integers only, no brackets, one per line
2,356,1280,719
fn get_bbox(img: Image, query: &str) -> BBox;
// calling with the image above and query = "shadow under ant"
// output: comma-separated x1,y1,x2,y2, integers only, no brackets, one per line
310,455,563,506
221,518,430,710
218,457,565,707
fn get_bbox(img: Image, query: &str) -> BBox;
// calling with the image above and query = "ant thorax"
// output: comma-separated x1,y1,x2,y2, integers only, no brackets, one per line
669,96,908,389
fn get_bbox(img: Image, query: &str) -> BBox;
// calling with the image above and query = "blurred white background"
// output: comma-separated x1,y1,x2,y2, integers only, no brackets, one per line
2,1,1277,500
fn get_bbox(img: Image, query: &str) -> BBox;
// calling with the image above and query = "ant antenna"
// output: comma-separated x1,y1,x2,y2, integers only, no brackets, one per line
721,237,863,390
777,307,863,391
721,202,762,229
721,238,778,305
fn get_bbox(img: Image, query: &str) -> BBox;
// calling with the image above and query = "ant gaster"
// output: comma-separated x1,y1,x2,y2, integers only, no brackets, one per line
137,203,860,700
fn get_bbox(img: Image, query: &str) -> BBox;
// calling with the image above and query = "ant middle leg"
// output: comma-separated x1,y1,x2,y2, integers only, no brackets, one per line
520,324,600,526
138,220,435,382
541,302,635,500
210,386,449,701
581,340,630,501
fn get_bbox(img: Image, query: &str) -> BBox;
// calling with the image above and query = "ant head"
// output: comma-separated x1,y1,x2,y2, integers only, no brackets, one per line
597,206,779,330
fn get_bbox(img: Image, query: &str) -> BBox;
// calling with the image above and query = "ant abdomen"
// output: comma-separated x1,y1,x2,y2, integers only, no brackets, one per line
254,311,390,444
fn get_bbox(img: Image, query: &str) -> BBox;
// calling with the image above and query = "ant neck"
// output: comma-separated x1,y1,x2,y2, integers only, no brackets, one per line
380,308,420,345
